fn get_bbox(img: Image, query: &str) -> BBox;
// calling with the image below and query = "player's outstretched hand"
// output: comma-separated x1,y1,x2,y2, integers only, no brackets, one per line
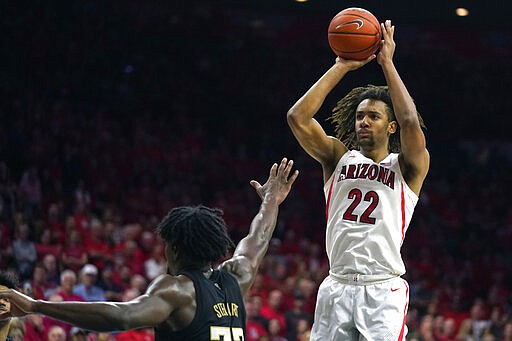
250,158,299,205
0,289,34,319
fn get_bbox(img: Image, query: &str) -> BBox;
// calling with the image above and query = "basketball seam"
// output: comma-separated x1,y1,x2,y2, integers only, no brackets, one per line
329,13,381,35
328,32,379,36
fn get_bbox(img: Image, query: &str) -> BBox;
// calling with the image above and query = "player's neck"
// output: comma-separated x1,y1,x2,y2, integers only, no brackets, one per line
359,147,389,163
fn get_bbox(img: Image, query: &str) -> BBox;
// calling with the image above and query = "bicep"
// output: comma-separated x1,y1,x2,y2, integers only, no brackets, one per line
120,293,174,329
399,120,430,192
288,116,346,165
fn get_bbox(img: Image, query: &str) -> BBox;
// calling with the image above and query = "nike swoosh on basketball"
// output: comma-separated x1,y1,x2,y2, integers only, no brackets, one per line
335,19,364,30
391,287,400,292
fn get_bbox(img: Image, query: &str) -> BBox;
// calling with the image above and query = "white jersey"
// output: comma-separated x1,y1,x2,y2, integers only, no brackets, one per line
323,150,418,276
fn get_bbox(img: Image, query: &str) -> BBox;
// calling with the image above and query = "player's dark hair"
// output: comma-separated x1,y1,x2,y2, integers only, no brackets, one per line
156,205,235,265
328,85,425,153
0,271,18,289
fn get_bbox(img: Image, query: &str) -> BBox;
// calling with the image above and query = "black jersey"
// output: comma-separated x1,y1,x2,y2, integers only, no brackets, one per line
154,268,246,341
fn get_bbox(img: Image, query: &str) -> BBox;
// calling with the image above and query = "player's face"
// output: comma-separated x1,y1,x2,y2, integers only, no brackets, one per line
355,99,396,148
0,285,10,314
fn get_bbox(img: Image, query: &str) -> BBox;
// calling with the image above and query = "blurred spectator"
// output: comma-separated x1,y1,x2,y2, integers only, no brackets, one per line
112,264,133,291
24,314,46,341
85,218,111,270
284,293,311,341
42,254,60,287
455,319,475,341
267,318,286,341
46,325,66,341
246,296,268,341
35,229,62,260
118,239,144,275
45,203,65,244
7,318,26,341
128,274,147,294
295,318,312,341
437,316,457,341
96,265,123,302
12,223,37,279
61,229,88,273
485,306,506,339
260,289,286,336
27,262,57,299
139,230,156,261
469,300,491,340
69,327,88,341
73,264,106,302
503,321,512,341
418,314,436,341
144,241,166,281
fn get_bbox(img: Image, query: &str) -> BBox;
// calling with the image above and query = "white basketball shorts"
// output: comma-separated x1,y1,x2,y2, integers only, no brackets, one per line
310,275,409,341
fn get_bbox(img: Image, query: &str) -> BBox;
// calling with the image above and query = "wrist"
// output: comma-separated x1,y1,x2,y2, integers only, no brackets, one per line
331,63,350,75
262,194,279,206
380,59,394,69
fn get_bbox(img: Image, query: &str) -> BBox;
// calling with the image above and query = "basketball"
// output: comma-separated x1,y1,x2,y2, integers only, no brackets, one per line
328,7,382,60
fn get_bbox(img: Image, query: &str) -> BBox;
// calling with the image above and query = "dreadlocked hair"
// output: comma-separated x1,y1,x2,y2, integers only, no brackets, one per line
0,271,18,289
156,205,235,264
327,84,426,153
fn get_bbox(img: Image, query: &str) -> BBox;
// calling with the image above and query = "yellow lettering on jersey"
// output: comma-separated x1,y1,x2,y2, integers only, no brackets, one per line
231,303,238,318
212,303,239,318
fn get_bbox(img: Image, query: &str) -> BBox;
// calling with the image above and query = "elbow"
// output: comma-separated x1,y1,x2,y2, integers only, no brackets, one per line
287,107,303,128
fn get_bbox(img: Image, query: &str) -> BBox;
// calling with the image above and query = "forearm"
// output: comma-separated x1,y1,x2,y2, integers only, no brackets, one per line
234,196,279,264
381,61,418,123
35,300,127,332
250,196,279,244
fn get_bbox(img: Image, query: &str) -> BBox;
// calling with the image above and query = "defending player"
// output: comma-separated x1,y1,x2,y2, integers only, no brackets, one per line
0,158,299,341
287,20,429,340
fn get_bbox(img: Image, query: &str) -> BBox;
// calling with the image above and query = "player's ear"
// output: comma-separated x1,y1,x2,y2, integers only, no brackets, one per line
388,121,397,134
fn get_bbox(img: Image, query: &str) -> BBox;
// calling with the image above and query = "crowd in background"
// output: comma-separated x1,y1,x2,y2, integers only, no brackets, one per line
0,1,511,340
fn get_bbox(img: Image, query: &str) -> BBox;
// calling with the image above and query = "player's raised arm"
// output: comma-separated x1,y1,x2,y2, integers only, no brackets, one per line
0,274,183,332
377,20,429,194
220,158,298,296
287,57,374,182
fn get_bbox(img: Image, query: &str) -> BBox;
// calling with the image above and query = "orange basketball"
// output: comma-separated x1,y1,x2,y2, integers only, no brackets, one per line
328,7,382,60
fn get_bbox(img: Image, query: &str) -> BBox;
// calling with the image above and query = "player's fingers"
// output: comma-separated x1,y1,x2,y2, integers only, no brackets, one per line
278,158,288,173
287,170,299,187
283,159,293,176
250,180,261,190
269,163,278,177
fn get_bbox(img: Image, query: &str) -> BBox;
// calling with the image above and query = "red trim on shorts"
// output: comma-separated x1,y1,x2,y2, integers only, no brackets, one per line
325,175,336,221
397,280,409,341
400,182,405,244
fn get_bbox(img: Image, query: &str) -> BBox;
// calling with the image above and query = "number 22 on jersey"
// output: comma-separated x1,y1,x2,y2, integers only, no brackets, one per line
342,188,379,224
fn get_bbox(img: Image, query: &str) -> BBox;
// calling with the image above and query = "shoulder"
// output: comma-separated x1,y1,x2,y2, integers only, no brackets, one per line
146,274,195,304
218,256,251,294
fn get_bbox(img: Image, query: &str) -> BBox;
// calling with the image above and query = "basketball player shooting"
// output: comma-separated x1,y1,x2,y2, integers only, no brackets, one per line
287,20,429,340
0,158,298,341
